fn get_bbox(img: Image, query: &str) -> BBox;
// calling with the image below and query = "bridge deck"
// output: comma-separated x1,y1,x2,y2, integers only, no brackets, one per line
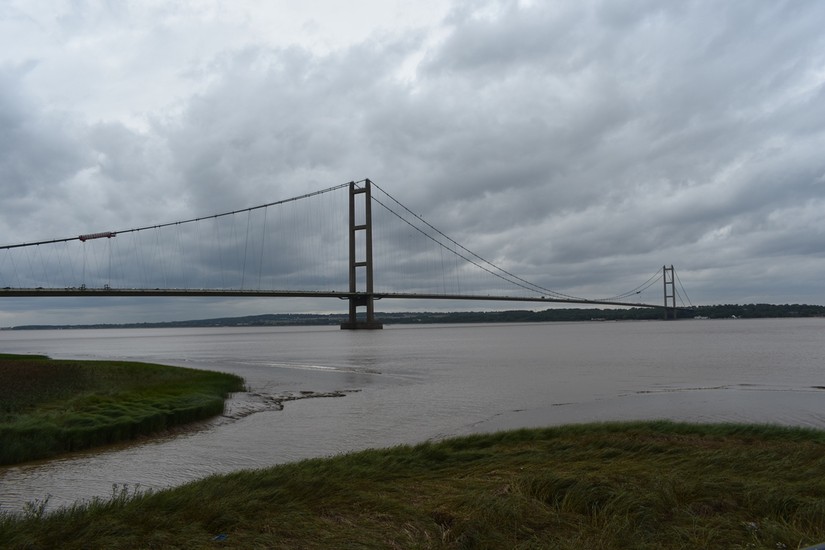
0,288,674,310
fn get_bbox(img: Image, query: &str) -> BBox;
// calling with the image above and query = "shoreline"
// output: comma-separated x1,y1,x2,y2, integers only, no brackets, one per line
3,421,825,548
2,319,823,516
4,383,825,514
472,384,825,434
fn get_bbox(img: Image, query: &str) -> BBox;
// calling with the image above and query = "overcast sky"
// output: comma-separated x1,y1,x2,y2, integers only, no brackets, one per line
2,0,825,326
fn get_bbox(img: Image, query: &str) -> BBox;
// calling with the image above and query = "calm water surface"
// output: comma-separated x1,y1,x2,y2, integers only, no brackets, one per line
1,318,823,512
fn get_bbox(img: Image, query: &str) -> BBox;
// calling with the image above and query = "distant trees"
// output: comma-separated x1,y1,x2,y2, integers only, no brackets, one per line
9,304,823,330
375,304,825,324
685,303,825,319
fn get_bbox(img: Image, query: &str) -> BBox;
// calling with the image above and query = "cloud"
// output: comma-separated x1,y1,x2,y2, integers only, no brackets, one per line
0,66,88,202
2,0,825,325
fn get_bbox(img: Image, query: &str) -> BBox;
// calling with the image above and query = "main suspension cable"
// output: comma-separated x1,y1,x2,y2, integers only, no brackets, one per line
597,268,664,302
367,180,587,301
0,183,350,251
675,270,693,307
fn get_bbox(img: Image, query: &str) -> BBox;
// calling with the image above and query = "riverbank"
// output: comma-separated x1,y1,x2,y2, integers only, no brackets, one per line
1,421,824,549
6,303,825,330
0,354,244,465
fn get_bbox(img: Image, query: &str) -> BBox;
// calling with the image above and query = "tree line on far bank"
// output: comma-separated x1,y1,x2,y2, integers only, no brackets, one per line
380,303,825,324
6,303,824,330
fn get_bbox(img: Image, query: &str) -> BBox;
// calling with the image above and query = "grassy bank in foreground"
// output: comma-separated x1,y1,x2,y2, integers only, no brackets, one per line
0,354,244,465
2,422,824,549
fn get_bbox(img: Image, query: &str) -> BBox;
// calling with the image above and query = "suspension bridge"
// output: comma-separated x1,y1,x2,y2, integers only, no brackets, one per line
0,179,693,328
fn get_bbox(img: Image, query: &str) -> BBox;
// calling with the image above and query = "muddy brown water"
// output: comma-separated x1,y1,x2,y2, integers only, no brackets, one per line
1,318,824,512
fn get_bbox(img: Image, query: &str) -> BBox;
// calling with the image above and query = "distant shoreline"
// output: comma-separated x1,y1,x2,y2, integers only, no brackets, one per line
3,303,823,330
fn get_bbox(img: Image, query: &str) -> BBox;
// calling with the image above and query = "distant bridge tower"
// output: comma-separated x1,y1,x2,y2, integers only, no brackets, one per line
341,179,383,329
663,264,676,320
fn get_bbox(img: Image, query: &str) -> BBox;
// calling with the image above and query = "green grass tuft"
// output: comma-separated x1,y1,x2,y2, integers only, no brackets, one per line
0,354,244,464
2,421,824,548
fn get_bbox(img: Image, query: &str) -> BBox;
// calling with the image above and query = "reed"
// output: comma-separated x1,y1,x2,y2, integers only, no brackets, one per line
2,421,824,549
0,354,244,464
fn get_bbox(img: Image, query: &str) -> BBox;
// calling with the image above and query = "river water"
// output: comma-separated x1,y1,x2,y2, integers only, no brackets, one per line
1,318,824,512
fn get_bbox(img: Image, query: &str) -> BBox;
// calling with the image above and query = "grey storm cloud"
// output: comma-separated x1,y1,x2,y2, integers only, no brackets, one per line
1,0,825,325
0,67,89,208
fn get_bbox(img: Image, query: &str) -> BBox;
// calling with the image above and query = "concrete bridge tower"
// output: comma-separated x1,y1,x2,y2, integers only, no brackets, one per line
341,179,383,329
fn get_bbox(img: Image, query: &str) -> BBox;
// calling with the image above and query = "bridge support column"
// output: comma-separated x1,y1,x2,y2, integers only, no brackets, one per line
663,265,676,320
341,179,383,330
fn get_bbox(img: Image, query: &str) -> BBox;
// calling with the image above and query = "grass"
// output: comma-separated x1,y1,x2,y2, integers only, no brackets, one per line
0,353,245,465
2,421,824,549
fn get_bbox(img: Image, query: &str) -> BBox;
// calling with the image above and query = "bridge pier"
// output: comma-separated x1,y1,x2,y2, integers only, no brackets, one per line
341,179,383,330
340,294,383,330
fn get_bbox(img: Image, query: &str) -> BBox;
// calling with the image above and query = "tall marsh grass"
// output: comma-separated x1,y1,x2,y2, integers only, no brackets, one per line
0,354,244,464
2,421,824,549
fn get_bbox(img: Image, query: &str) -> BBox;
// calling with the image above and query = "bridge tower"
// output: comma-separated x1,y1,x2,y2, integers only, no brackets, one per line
341,179,383,329
663,264,676,320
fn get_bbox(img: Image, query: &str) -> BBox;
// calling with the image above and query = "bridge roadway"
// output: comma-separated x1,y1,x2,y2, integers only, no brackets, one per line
0,287,674,311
